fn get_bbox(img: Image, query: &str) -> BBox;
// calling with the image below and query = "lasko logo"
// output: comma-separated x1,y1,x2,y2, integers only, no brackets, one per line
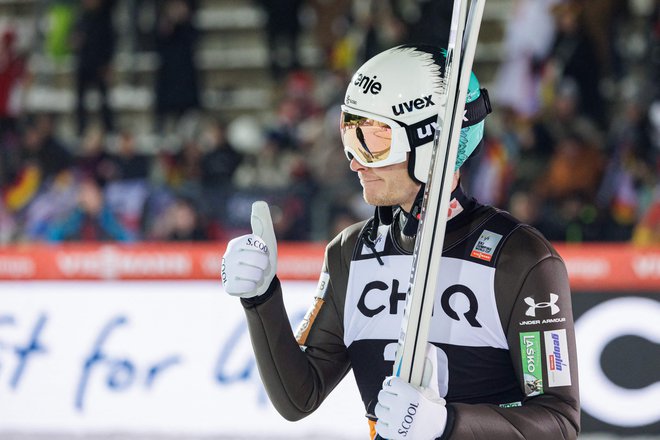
520,332,544,396
353,74,382,95
391,95,435,116
524,294,560,317
543,329,571,387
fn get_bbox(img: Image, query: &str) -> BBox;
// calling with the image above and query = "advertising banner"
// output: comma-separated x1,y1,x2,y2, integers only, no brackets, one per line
1,243,659,290
1,243,659,436
0,243,326,281
572,292,660,435
0,281,366,438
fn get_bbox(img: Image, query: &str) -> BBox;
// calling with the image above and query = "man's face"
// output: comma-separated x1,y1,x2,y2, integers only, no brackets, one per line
350,157,421,212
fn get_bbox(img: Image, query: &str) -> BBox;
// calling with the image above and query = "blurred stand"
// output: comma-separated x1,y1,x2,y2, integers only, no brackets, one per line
0,0,657,244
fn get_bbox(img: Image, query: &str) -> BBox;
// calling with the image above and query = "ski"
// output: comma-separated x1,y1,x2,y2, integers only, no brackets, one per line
391,0,487,386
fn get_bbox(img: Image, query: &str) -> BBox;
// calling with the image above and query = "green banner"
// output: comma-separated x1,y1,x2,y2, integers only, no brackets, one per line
520,332,544,396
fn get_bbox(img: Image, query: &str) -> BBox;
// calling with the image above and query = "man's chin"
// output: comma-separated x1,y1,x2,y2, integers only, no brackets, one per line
363,191,395,208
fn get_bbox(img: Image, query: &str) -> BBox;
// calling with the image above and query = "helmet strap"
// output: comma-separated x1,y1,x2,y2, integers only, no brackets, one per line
407,152,423,184
376,204,394,226
401,186,425,236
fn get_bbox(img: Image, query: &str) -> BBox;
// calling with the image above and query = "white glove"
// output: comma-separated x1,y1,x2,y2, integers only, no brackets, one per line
375,347,447,440
221,201,278,298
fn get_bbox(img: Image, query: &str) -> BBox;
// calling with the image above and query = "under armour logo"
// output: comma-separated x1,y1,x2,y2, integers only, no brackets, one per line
524,294,560,317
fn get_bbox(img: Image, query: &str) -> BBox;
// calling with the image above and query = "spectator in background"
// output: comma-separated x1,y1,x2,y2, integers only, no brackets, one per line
200,119,243,189
306,0,352,64
462,136,512,207
396,0,452,49
494,0,559,119
597,96,656,240
493,106,554,194
326,205,359,239
633,184,660,244
0,30,28,195
325,1,405,69
168,139,203,191
580,0,629,84
150,196,208,241
536,132,604,203
283,71,321,121
1,129,42,214
544,0,605,127
20,171,79,241
536,78,603,151
0,27,28,144
72,0,117,135
262,92,310,154
534,132,605,242
101,129,151,236
26,114,74,181
0,197,16,243
0,122,22,189
3,114,73,214
652,3,660,98
498,79,602,205
76,124,114,186
254,0,303,79
44,0,77,63
233,135,298,190
154,0,200,133
107,129,150,181
46,177,133,241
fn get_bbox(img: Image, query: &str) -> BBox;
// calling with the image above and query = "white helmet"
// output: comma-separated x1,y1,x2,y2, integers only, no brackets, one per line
341,45,491,183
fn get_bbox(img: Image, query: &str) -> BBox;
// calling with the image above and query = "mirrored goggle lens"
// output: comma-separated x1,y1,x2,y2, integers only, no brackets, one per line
340,111,393,164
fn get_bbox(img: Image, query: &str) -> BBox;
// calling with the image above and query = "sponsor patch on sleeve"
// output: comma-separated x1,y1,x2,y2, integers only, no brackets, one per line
470,230,503,262
544,329,572,387
520,332,544,396
315,272,330,299
295,272,330,346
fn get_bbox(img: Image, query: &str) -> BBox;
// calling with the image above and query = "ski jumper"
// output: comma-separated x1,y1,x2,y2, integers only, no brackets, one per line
241,187,580,439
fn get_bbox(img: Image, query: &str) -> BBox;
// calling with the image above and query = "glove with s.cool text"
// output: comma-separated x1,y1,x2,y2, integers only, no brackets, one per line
375,377,447,440
375,346,448,440
221,201,278,298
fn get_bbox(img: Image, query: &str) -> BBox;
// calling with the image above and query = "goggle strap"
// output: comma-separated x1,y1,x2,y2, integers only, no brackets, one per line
404,87,491,148
463,88,492,128
406,115,439,148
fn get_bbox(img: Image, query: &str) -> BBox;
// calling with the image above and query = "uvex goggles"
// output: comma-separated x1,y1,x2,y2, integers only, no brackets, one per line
340,88,491,167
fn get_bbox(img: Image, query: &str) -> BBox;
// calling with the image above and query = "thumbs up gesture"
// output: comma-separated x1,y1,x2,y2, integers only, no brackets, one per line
221,201,278,298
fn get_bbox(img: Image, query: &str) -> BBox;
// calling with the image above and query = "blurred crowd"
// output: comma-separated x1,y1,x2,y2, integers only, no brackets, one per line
0,0,659,244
